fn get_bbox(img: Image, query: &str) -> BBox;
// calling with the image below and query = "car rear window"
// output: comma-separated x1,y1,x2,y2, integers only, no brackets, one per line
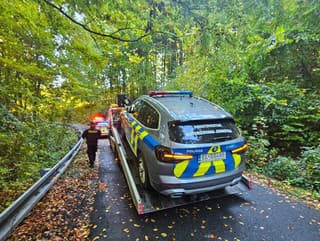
168,119,240,144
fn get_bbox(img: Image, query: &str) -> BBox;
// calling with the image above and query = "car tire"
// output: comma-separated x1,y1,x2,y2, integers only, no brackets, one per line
138,154,152,189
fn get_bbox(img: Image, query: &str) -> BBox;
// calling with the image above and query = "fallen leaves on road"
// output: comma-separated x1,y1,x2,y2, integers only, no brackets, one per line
7,146,99,241
245,171,319,210
160,232,168,237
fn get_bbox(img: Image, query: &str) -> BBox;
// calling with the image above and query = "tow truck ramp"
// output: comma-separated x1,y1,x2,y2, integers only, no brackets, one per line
109,125,252,215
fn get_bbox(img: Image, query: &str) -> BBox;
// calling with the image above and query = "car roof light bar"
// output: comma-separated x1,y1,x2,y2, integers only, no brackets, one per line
148,90,193,97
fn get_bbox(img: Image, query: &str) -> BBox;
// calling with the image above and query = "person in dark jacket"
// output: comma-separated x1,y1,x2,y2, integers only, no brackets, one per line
82,122,101,168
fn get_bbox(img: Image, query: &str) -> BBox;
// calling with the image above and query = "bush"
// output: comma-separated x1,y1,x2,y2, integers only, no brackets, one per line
245,126,278,172
0,117,79,212
265,156,301,183
265,145,320,192
299,145,320,192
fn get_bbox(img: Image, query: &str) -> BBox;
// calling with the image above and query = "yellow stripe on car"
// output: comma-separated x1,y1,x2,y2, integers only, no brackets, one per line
213,160,226,173
128,121,150,155
130,130,135,145
134,125,142,132
134,134,139,155
139,131,148,140
174,160,189,178
173,145,229,178
130,120,137,127
233,154,241,168
193,161,211,177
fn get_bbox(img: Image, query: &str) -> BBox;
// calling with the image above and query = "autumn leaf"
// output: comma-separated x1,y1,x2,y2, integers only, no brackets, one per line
208,234,215,239
98,182,106,191
161,233,168,237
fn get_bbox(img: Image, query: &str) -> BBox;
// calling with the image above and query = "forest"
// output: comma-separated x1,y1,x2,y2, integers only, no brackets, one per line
0,0,319,211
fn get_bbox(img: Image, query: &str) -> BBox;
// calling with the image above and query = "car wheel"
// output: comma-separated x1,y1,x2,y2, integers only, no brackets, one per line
138,155,152,189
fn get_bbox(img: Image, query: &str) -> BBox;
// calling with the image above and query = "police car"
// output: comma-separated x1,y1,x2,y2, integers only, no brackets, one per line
96,121,109,138
120,91,248,198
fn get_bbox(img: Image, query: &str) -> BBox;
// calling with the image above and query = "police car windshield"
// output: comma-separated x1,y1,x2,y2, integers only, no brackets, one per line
168,119,240,144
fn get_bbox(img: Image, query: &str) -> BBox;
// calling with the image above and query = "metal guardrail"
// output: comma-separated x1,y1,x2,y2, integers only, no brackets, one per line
0,138,83,241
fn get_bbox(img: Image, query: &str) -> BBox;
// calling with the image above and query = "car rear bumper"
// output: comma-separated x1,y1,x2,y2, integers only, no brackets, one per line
159,175,242,197
153,163,245,197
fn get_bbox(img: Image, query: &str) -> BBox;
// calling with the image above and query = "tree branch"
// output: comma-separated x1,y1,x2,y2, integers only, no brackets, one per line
43,0,152,42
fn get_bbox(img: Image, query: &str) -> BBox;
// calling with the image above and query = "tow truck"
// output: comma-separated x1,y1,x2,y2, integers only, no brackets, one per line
108,96,253,215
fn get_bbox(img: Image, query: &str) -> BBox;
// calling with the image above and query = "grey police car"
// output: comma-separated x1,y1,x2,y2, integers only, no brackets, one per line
120,90,248,198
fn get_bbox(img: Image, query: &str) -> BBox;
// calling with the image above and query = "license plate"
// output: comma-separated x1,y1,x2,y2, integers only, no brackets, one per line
199,152,226,162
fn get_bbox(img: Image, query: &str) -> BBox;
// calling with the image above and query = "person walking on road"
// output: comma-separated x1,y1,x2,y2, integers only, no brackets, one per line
82,122,101,168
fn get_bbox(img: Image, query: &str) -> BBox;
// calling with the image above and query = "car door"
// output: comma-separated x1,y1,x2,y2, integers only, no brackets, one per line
122,99,144,155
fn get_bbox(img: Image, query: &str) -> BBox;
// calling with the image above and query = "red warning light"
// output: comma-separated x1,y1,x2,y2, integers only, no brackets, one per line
90,112,106,123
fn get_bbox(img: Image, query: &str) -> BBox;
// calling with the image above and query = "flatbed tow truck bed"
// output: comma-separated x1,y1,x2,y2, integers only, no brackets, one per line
109,122,252,215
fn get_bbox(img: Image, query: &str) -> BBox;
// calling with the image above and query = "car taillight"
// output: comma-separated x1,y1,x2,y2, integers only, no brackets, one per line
231,143,248,154
155,145,193,163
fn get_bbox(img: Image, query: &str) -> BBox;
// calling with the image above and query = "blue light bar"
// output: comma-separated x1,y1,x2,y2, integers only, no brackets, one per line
148,90,193,97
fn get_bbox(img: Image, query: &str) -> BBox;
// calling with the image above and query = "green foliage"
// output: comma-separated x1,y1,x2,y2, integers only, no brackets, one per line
236,81,320,156
246,132,277,172
299,146,320,192
265,156,301,183
0,108,78,211
265,145,320,192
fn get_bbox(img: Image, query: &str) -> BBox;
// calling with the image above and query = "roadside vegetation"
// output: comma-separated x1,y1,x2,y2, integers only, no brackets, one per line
0,0,319,212
0,105,78,211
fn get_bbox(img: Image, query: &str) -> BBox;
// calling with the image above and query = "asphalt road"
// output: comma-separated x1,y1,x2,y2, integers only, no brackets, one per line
89,139,320,241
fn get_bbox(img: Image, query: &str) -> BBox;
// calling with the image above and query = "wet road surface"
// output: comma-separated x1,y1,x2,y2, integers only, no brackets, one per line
89,140,320,241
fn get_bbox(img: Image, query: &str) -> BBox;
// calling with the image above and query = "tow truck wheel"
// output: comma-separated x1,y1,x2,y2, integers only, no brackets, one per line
138,155,152,189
